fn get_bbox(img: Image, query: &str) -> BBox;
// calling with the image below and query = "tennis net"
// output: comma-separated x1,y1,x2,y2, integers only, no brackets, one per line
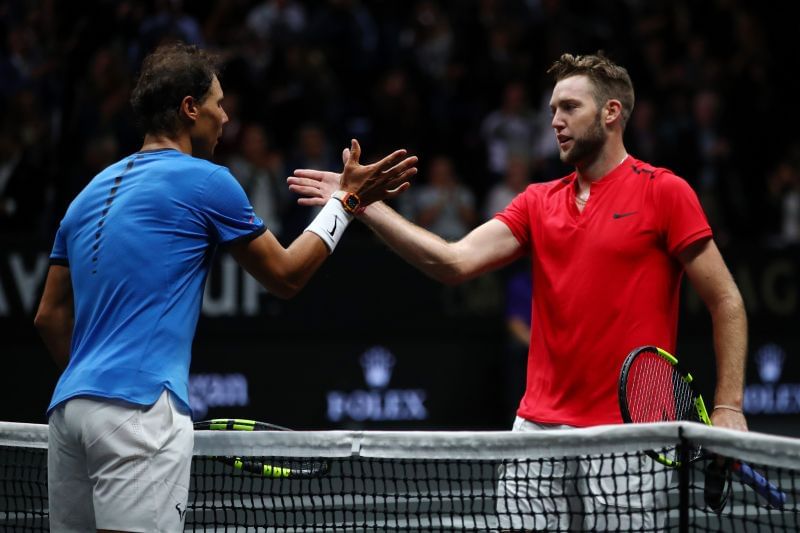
1,421,798,531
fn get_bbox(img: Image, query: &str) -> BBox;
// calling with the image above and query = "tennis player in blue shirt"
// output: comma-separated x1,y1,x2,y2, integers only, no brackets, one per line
34,42,417,533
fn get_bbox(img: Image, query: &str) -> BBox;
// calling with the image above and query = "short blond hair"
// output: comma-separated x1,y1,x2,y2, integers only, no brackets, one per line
547,53,635,130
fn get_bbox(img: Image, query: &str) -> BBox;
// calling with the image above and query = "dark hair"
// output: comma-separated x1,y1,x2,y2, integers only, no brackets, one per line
130,42,220,136
547,53,635,130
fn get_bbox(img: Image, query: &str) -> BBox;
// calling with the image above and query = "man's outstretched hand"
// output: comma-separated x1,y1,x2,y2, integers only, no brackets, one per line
288,140,416,208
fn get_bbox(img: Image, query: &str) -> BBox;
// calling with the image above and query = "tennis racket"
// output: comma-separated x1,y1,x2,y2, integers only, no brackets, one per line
618,346,786,510
194,418,330,479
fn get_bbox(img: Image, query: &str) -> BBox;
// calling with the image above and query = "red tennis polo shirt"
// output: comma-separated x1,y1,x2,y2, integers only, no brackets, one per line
495,156,712,427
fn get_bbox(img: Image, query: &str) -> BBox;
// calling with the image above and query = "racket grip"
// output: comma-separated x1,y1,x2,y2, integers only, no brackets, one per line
732,461,787,510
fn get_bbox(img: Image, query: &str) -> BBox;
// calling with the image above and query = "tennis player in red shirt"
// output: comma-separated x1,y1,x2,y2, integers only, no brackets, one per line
289,52,747,531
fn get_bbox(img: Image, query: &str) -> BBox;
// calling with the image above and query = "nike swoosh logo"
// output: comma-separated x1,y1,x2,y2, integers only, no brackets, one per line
613,211,638,219
328,216,339,236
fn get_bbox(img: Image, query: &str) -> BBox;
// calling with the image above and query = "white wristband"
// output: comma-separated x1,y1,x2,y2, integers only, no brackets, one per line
304,197,354,253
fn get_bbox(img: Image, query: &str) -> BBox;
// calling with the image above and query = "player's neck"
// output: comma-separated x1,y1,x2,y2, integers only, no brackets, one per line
140,133,191,155
575,144,628,185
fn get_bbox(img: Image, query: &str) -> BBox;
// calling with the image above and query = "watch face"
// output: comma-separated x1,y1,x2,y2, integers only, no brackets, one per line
345,195,359,210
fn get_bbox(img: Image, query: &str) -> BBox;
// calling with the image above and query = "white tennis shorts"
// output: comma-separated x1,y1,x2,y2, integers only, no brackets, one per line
48,389,194,532
496,416,672,531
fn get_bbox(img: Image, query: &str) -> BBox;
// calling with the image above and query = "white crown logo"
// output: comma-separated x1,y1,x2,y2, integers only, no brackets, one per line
756,344,785,384
360,346,396,389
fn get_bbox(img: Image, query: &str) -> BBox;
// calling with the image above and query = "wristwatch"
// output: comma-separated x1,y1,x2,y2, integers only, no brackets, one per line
332,190,361,214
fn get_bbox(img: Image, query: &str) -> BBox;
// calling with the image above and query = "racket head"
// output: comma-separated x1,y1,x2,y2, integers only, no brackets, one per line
618,345,710,467
193,418,330,478
619,345,708,425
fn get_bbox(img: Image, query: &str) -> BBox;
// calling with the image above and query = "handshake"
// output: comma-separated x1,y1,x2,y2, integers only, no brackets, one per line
287,139,418,215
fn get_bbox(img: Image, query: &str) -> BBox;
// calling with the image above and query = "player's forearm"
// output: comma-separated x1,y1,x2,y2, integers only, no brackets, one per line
360,202,467,285
34,309,72,370
232,230,330,300
259,233,329,299
285,232,332,289
710,293,748,408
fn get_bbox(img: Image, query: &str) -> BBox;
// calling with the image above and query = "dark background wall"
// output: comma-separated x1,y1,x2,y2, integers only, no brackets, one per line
1,1,798,435
2,242,799,434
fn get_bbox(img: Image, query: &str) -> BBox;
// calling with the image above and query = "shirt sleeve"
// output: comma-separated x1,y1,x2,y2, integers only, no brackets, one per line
49,224,69,266
656,172,713,255
494,186,532,250
200,167,266,246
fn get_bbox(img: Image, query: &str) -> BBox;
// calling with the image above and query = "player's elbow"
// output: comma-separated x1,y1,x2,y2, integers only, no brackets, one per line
246,261,309,299
710,289,746,320
267,272,308,299
437,269,469,286
724,291,746,317
34,307,61,339
33,308,51,332
433,256,474,285
430,243,478,285
270,281,302,300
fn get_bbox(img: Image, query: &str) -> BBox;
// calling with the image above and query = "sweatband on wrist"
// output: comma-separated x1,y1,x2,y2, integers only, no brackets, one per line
304,197,354,253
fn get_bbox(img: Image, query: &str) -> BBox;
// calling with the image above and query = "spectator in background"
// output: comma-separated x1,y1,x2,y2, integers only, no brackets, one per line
766,149,800,246
0,18,58,101
410,155,477,241
0,127,50,238
246,0,307,45
67,47,137,161
284,123,339,237
79,133,119,180
226,123,288,239
481,81,538,179
411,0,453,84
689,89,736,244
624,97,658,164
291,124,337,172
483,155,531,220
502,260,531,425
371,68,421,155
0,0,790,249
137,0,205,51
0,86,53,238
306,0,378,79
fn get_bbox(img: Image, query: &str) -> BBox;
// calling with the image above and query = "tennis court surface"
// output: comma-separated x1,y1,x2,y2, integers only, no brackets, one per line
1,422,798,531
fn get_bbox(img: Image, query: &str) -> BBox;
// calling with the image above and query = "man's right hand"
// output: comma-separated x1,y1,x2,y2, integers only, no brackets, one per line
288,140,417,208
339,139,417,206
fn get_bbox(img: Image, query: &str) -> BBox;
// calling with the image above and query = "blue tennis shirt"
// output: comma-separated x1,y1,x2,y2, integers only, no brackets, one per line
47,149,265,415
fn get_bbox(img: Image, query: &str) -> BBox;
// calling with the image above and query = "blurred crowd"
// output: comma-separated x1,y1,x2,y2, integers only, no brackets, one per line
1,0,798,247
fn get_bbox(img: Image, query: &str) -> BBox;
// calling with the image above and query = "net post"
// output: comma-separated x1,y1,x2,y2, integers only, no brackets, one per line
677,426,689,533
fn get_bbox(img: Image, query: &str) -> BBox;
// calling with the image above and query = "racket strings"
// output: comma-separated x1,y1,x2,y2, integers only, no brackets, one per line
626,352,687,423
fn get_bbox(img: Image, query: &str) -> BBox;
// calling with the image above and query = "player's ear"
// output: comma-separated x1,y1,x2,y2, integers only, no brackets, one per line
605,99,623,126
180,95,198,124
